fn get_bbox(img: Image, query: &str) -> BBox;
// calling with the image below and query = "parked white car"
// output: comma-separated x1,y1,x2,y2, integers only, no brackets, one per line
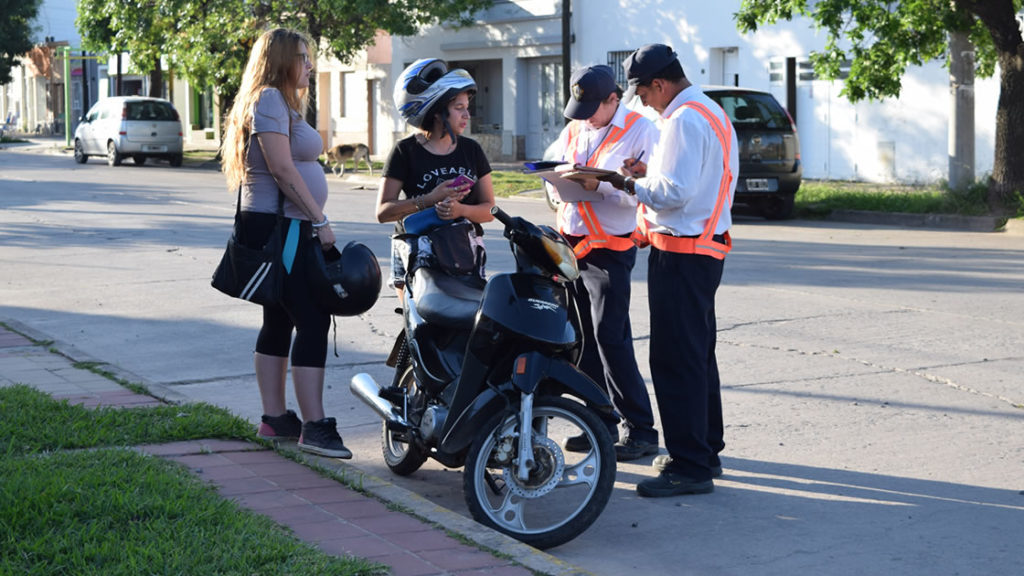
73,97,184,167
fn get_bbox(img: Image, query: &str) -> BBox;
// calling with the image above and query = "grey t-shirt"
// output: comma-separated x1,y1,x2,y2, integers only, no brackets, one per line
241,87,327,219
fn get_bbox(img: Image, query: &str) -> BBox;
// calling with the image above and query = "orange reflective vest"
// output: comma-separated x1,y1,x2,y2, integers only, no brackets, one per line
635,100,734,260
559,110,645,259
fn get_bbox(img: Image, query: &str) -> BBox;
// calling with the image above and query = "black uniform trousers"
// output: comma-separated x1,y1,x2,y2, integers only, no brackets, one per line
571,244,657,445
647,246,724,480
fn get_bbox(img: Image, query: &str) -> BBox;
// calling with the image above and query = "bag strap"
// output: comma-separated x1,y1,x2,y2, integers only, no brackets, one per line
234,186,285,217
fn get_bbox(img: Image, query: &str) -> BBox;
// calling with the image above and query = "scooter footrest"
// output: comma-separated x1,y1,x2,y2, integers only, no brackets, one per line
385,419,411,433
378,386,406,404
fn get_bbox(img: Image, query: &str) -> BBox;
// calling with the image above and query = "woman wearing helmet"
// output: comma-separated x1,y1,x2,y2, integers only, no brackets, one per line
376,58,495,296
221,28,351,459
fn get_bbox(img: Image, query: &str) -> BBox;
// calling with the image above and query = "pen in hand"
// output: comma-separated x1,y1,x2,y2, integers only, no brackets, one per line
625,150,645,177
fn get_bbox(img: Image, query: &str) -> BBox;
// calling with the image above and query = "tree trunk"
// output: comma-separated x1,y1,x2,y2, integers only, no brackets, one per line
962,0,1024,214
989,44,1024,214
148,59,163,98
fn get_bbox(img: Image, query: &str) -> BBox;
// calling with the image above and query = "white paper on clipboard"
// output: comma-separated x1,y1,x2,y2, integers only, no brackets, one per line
529,164,618,202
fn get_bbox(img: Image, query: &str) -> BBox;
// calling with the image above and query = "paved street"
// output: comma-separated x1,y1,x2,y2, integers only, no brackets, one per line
2,142,1023,575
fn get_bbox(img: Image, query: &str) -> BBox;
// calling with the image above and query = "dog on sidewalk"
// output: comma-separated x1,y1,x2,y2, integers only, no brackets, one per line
325,143,373,177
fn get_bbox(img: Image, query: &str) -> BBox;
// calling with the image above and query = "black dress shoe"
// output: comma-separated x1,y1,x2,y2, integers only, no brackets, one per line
636,471,714,498
564,432,620,453
563,433,591,452
614,438,659,461
652,454,723,478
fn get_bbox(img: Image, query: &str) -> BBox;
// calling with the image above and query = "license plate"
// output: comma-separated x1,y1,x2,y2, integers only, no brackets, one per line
746,178,771,191
143,145,167,152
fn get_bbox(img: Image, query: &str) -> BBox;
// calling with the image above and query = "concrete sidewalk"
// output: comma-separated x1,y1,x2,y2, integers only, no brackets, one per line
0,320,587,576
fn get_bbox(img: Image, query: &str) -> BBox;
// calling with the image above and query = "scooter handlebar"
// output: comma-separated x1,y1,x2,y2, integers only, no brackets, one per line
490,205,513,227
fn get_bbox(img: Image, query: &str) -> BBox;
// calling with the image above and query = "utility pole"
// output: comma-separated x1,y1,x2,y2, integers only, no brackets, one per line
561,0,571,125
81,51,90,116
948,31,975,191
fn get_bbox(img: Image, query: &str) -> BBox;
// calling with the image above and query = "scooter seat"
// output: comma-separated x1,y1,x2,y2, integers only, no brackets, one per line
410,267,484,328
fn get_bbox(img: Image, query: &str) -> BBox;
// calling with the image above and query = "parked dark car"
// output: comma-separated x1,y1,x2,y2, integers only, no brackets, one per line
705,87,802,219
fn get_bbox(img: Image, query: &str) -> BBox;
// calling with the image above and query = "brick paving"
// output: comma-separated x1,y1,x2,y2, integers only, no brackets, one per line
0,322,538,576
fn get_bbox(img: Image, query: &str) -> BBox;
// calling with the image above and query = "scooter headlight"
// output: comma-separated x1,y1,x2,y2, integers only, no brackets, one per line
541,235,580,282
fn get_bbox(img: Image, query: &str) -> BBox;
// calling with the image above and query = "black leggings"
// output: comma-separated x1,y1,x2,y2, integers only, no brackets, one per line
238,211,330,368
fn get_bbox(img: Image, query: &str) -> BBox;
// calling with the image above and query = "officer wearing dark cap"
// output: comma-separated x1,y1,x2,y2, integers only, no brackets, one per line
549,64,660,461
597,44,739,497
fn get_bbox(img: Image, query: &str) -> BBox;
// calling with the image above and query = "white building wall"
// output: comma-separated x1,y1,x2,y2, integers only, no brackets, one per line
389,1,564,159
571,1,1001,183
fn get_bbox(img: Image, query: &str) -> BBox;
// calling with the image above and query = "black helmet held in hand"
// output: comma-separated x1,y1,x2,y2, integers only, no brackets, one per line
310,242,382,316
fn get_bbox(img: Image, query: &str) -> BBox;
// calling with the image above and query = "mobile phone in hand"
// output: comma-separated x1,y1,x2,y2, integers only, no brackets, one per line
451,174,475,188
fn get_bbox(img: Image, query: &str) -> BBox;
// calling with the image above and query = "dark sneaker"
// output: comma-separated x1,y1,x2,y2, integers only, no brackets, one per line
637,471,714,498
257,409,302,440
563,434,591,453
297,417,352,459
653,454,723,478
564,432,620,453
614,437,659,461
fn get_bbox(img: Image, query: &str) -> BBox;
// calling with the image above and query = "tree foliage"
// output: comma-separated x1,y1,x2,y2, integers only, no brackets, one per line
735,0,1024,211
76,0,493,113
0,0,41,85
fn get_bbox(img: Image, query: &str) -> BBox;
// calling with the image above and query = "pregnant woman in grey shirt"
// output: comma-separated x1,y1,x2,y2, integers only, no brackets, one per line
220,28,350,459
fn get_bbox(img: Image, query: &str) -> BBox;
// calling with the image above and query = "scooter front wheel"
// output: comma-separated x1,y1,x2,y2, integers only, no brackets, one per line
463,395,615,549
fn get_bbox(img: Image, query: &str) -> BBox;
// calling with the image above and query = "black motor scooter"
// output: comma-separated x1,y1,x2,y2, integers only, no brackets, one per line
351,206,616,549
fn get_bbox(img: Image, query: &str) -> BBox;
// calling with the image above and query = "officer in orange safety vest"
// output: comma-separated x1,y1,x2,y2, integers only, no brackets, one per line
594,44,739,497
549,64,661,462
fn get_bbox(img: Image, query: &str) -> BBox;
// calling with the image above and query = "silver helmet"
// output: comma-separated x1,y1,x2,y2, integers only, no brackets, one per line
393,58,476,129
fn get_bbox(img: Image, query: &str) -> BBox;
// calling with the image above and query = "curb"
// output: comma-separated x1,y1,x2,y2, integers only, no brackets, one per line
286,448,595,576
2,318,195,406
1003,218,1024,235
1,317,591,576
827,209,1002,232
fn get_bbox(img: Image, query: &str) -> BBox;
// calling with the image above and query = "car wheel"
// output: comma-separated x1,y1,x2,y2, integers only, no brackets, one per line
544,182,561,212
107,141,122,167
73,139,88,164
169,154,183,167
133,155,146,165
760,193,795,220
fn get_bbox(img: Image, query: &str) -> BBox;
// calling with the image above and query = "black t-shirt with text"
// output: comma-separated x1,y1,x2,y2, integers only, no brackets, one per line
384,135,492,235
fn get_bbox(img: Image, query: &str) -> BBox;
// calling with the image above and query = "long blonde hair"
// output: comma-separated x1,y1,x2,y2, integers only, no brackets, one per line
221,28,314,190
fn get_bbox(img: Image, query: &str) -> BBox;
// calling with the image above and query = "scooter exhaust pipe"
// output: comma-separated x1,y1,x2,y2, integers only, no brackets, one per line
350,373,409,429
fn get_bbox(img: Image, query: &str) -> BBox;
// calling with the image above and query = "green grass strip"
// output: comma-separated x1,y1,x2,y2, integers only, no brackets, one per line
0,449,384,576
0,385,385,575
491,170,544,197
0,385,252,456
796,180,992,217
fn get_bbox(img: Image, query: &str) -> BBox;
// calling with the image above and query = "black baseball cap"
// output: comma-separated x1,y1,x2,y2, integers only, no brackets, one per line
563,65,617,120
622,43,680,102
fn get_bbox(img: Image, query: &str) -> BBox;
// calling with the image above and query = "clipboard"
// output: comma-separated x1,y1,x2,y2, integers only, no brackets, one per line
526,163,618,202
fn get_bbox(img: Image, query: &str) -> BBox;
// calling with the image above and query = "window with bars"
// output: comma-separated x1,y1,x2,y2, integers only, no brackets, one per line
606,51,632,86
798,58,851,81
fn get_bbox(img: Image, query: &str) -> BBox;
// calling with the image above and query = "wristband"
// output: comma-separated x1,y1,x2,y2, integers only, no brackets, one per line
311,215,329,228
624,177,636,195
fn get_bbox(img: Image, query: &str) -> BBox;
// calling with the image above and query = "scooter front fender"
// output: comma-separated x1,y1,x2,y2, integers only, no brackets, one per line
438,352,617,455
438,385,508,455
511,351,615,414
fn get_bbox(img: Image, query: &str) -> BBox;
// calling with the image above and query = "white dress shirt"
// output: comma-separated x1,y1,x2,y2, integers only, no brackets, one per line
634,86,739,237
550,104,660,236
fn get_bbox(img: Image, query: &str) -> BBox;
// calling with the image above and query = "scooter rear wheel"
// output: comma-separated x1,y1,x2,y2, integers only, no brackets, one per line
463,395,615,549
381,364,429,476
